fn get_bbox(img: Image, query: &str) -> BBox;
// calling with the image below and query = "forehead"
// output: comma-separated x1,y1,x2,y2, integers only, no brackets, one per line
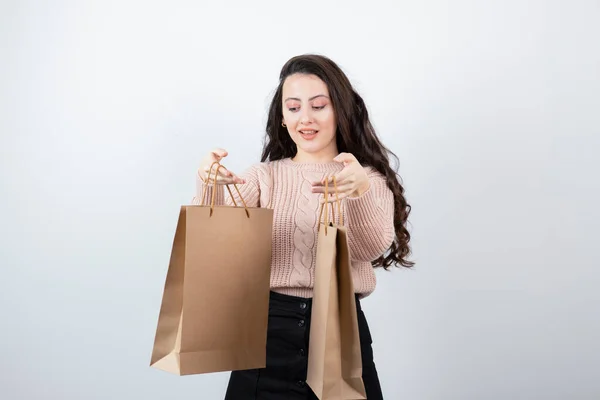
282,73,329,99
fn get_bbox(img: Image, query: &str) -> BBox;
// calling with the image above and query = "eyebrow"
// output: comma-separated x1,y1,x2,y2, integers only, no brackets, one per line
284,94,329,102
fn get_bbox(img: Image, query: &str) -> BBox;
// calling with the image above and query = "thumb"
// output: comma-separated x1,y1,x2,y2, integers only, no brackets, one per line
211,148,228,161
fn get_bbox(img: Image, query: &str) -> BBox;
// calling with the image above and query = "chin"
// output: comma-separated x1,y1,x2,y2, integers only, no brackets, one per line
297,143,327,154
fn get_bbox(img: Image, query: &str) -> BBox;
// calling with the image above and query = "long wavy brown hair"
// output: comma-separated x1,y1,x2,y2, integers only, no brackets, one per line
261,54,414,269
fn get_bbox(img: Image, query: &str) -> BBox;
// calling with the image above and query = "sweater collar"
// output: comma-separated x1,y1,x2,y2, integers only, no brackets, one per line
279,157,344,172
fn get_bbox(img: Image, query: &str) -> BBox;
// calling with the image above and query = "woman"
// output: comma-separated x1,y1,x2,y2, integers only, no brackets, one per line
193,54,413,399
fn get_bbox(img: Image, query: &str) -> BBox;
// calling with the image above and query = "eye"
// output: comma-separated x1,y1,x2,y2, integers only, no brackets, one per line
313,105,326,110
288,107,299,112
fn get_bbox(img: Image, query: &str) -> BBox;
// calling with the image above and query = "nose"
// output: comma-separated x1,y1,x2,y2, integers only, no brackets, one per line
299,107,313,125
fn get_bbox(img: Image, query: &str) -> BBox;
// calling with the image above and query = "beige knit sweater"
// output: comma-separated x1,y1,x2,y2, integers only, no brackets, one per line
192,157,395,298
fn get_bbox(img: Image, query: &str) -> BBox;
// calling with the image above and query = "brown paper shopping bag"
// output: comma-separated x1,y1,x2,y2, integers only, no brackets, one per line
307,178,367,400
150,163,274,375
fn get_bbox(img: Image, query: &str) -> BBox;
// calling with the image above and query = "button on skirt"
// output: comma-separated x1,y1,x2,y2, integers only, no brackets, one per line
224,291,384,399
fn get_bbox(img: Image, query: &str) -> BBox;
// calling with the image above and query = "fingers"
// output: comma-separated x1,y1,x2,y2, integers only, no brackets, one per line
203,174,245,185
212,176,245,185
202,163,245,185
333,152,358,165
311,183,352,195
308,152,361,203
199,148,245,184
210,148,228,161
311,173,351,204
311,162,355,186
200,148,228,167
204,163,230,177
311,172,353,188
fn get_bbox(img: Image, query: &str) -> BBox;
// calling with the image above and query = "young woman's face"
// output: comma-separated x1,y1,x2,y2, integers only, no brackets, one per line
281,73,338,161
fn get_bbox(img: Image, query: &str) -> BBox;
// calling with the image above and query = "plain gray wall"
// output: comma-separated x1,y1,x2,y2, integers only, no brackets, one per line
1,0,599,399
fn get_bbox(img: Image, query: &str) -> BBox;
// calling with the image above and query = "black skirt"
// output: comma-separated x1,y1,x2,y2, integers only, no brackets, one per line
224,291,384,399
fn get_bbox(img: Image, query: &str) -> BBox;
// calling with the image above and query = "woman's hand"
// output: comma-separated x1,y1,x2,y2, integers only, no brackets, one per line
198,148,246,185
311,153,370,202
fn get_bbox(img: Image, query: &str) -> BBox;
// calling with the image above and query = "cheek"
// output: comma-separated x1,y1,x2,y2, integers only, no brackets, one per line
318,109,336,131
283,111,299,127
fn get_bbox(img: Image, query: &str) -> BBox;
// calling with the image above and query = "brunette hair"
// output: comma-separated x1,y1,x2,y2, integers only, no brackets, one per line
261,54,414,269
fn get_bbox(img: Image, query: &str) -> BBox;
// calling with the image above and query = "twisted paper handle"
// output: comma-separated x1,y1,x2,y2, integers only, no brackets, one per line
200,161,250,218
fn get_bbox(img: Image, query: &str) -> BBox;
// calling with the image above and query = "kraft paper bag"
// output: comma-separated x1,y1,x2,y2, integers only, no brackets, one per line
307,179,367,400
150,163,274,375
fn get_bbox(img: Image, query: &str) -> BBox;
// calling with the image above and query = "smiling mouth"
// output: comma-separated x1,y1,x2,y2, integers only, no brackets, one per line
299,130,319,135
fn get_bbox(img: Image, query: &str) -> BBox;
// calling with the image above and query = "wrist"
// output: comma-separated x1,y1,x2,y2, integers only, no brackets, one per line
351,180,370,198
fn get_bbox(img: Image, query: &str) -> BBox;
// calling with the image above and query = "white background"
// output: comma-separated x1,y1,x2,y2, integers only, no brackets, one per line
1,0,599,399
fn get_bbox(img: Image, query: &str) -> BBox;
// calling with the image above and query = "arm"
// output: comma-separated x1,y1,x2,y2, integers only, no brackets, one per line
344,170,395,262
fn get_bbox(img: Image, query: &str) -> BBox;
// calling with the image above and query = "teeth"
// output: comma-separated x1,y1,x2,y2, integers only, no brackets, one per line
300,130,317,134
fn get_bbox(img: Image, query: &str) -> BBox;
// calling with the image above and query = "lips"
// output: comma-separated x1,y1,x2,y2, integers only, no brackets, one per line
298,129,318,141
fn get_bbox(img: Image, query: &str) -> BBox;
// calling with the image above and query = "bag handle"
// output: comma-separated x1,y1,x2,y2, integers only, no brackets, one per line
318,175,343,235
199,161,220,205
200,161,250,218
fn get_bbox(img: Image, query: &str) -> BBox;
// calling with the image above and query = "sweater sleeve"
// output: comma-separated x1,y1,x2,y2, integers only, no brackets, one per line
191,163,269,208
344,169,395,262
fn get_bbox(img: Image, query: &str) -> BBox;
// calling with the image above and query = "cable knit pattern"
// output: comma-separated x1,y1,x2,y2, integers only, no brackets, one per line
191,158,395,298
291,172,318,287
